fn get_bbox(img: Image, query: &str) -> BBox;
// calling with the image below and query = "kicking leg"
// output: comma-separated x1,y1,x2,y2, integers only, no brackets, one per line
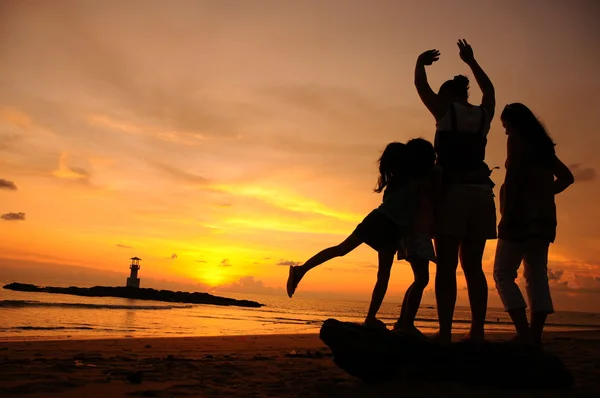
286,233,362,297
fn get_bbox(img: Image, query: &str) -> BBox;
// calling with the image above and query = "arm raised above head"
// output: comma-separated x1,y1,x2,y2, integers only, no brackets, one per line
415,49,445,121
457,39,496,121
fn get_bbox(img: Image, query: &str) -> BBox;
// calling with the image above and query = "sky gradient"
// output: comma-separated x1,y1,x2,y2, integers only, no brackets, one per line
1,0,599,312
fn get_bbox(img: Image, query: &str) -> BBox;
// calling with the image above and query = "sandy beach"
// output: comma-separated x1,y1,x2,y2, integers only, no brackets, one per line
0,330,599,398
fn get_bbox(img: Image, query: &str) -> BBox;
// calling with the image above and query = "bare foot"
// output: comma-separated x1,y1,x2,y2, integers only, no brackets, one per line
461,329,485,345
286,266,305,298
504,334,539,348
392,323,427,340
363,317,388,330
430,330,451,345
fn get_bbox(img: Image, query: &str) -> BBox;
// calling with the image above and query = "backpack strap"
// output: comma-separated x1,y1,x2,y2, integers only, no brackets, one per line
477,106,487,135
449,103,457,133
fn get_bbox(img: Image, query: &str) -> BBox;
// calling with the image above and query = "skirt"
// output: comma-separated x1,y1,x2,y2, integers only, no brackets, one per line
353,210,401,253
397,233,437,264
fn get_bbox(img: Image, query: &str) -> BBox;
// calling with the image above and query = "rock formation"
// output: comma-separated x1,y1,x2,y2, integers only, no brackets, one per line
3,282,263,308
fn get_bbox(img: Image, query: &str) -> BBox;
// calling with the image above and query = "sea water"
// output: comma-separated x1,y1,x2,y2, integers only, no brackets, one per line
1,285,599,341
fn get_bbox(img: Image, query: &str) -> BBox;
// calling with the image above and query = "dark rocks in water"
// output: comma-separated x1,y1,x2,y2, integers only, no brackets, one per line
3,282,263,308
319,318,574,389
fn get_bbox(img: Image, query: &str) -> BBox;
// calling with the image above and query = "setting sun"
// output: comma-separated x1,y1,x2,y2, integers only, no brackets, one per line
197,268,228,287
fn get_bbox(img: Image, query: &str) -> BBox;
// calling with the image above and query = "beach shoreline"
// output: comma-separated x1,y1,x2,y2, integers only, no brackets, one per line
1,330,599,397
2,327,600,343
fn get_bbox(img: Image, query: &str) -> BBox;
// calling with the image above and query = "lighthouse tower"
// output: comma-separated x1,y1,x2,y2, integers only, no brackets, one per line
126,257,141,288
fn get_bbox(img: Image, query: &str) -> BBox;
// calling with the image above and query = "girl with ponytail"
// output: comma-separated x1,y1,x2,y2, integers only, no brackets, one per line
286,139,437,331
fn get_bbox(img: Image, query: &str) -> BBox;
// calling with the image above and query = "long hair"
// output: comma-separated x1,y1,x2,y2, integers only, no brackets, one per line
501,103,556,167
374,142,407,193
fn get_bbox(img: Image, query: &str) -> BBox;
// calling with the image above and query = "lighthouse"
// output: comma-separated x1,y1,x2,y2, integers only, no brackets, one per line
126,257,141,288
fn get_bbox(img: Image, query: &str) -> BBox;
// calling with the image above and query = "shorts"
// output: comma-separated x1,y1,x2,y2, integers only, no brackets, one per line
353,210,401,253
397,233,437,264
436,184,497,240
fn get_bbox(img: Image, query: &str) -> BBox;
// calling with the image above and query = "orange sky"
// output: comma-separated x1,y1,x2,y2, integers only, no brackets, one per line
1,0,599,312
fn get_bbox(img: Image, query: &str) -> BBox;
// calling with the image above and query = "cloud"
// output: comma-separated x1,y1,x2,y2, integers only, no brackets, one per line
1,212,26,221
569,163,597,182
0,107,32,129
258,85,427,139
0,179,17,190
52,153,90,182
548,268,564,281
421,288,437,303
170,253,178,260
28,15,257,146
0,134,20,153
88,115,142,135
276,259,301,267
216,276,285,296
147,161,210,186
88,114,218,146
196,260,207,263
220,259,232,267
0,257,214,293
545,267,600,295
260,85,380,118
360,264,378,269
214,184,361,222
116,244,132,249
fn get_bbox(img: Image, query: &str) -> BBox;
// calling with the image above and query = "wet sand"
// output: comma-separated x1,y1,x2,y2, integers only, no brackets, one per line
0,331,599,397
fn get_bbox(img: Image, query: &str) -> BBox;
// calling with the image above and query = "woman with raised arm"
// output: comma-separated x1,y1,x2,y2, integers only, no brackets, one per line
415,39,497,344
493,103,574,347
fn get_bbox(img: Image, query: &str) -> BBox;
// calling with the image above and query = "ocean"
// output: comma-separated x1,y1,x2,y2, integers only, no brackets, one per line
2,284,600,341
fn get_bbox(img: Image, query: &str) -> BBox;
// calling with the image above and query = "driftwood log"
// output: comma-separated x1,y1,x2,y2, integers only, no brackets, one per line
319,318,574,389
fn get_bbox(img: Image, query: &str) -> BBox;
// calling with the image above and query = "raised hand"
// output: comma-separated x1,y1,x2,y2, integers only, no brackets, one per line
417,49,440,66
457,39,475,65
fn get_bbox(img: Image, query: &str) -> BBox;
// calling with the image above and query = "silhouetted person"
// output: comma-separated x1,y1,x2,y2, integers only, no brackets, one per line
286,140,436,329
493,103,574,347
415,39,496,344
394,138,440,337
